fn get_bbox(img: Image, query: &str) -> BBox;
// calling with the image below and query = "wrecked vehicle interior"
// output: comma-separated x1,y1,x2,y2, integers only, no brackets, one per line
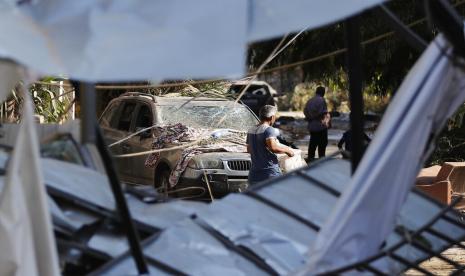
1,0,465,275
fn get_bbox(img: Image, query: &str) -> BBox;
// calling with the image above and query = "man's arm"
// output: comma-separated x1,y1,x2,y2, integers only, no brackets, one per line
266,138,294,157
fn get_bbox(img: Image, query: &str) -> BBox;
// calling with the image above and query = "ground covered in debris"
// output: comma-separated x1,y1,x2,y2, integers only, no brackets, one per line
406,245,465,275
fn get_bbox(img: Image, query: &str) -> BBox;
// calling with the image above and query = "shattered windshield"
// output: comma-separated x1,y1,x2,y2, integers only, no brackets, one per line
159,104,258,131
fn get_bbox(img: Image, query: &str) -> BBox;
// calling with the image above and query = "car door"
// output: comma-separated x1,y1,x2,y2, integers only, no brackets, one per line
100,100,122,144
100,100,125,173
126,102,155,185
109,101,137,181
99,101,123,162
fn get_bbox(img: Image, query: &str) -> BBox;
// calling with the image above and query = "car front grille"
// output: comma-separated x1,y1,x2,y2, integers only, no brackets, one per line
227,160,251,171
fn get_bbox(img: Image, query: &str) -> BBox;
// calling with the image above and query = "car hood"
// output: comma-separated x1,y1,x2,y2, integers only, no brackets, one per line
190,151,250,161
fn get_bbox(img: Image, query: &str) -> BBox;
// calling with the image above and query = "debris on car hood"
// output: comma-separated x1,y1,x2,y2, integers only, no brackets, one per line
141,123,305,188
143,123,248,187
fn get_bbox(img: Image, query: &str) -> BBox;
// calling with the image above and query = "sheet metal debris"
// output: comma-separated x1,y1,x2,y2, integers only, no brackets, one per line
0,150,459,275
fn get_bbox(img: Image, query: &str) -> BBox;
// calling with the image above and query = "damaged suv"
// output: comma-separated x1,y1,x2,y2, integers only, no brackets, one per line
99,92,259,198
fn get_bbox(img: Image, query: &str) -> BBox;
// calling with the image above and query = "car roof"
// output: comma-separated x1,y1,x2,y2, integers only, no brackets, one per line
116,91,244,107
229,80,270,86
228,80,277,94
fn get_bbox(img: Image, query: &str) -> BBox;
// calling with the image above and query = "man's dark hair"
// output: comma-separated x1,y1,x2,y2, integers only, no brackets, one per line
316,86,325,96
259,105,277,120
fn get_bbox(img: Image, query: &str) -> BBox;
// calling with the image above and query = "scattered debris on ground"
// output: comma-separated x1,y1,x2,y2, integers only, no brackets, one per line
406,245,465,275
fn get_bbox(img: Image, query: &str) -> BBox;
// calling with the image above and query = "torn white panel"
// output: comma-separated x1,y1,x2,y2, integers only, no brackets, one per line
144,219,268,276
0,0,386,81
0,0,248,81
127,196,206,230
0,93,59,275
0,119,38,275
100,258,169,276
42,157,115,210
248,0,386,41
198,194,317,274
88,231,128,258
305,36,465,274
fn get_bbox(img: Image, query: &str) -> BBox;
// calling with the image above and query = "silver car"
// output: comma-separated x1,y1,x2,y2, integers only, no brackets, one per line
99,92,258,198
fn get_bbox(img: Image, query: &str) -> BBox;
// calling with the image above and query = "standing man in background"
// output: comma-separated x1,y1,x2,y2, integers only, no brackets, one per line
247,105,294,184
304,86,330,162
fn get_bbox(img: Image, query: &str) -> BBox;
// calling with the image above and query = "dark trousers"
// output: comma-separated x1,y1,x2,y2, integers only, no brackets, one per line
308,129,328,160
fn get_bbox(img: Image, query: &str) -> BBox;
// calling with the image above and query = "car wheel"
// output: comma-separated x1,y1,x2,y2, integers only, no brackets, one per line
154,167,171,195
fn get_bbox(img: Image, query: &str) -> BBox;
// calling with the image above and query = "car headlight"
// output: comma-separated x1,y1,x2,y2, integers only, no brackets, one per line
187,158,224,169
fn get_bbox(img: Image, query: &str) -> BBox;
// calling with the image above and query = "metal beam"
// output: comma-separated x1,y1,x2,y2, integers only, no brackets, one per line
345,17,365,172
80,82,97,144
425,0,465,59
69,81,96,169
377,5,428,52
73,80,148,273
95,125,148,274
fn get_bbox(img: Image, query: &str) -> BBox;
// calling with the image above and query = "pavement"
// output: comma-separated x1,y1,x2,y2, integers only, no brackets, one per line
291,132,341,160
276,111,375,161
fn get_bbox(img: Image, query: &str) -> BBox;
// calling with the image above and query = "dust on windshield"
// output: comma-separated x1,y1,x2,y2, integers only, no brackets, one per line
159,105,258,131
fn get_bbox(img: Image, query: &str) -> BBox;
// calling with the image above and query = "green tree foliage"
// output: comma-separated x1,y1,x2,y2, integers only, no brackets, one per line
427,105,465,165
248,0,465,97
30,78,73,123
250,0,465,165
